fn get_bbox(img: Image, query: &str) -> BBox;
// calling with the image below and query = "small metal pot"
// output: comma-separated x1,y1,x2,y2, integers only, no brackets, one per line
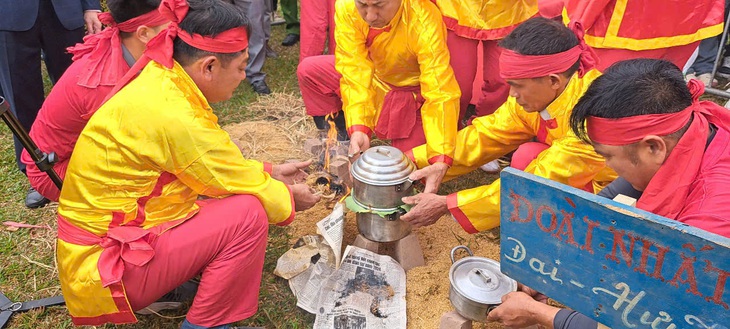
350,146,416,209
448,246,517,322
354,201,411,242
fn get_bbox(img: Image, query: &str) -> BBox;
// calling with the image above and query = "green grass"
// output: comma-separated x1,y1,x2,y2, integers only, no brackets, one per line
0,24,313,329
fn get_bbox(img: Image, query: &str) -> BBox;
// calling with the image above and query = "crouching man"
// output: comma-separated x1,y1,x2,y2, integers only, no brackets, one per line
56,0,320,328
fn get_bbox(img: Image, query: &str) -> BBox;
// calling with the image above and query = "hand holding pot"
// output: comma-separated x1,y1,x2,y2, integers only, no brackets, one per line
291,184,321,211
486,291,559,327
348,131,371,161
272,160,311,184
400,193,448,227
408,162,449,194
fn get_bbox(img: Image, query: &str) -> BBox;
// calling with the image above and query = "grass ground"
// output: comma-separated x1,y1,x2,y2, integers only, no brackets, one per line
0,24,316,329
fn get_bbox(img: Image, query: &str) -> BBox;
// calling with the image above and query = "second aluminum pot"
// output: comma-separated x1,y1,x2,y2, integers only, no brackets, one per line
350,146,415,209
448,246,517,322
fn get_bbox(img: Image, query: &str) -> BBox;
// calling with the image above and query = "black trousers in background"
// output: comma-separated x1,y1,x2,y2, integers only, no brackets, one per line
0,0,84,173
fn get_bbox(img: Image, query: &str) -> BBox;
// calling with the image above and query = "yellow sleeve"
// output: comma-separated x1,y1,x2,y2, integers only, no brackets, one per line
410,99,535,180
412,4,461,164
160,115,295,226
448,132,608,233
334,1,377,135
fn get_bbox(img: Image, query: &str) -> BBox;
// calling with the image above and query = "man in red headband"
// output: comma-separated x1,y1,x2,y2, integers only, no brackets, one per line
20,0,169,208
55,0,320,328
571,58,730,237
400,17,616,233
296,0,461,175
488,58,730,329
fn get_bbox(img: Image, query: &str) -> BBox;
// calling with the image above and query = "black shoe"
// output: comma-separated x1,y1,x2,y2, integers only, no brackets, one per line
251,80,272,95
136,279,199,315
25,188,50,209
281,33,300,47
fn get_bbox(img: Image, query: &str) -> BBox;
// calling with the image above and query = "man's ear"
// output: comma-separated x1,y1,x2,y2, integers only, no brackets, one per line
198,56,219,80
548,73,565,90
641,135,668,164
135,26,154,44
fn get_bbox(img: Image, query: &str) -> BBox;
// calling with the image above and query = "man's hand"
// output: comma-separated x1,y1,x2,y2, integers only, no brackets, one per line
400,193,448,228
348,131,370,161
518,283,548,303
409,162,449,194
272,160,311,184
83,11,103,34
487,292,559,327
290,183,320,211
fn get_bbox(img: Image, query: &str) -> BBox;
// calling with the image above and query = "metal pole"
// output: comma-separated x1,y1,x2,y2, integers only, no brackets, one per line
0,96,63,189
710,12,730,80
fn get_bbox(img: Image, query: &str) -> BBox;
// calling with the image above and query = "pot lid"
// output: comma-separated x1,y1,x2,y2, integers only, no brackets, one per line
351,146,415,185
449,257,517,304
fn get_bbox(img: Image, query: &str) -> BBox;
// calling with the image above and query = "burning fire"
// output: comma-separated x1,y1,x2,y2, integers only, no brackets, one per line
323,113,340,171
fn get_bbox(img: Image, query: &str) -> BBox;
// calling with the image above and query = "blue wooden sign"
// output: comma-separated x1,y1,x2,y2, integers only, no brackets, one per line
499,168,730,329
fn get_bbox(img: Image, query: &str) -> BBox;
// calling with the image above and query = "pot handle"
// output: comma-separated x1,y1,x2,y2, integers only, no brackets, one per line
450,245,474,264
396,178,415,192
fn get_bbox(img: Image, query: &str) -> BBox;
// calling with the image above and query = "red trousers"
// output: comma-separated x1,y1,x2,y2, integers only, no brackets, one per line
446,30,509,121
297,55,427,152
594,42,700,72
300,0,336,61
123,195,269,327
511,142,549,171
24,155,67,201
511,142,593,192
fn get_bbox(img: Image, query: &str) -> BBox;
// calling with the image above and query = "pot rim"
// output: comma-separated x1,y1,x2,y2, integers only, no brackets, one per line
448,256,517,305
351,171,411,186
350,196,404,213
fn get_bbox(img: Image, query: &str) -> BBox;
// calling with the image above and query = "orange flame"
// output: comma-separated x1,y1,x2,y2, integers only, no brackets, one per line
323,113,340,171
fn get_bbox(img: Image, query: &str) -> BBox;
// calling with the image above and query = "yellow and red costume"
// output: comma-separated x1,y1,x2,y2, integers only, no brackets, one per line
297,0,460,164
433,0,538,118
409,70,616,233
56,1,292,326
563,0,725,71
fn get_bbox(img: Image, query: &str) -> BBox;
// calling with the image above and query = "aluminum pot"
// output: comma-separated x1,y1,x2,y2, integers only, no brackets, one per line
353,198,412,242
448,246,517,322
350,146,415,209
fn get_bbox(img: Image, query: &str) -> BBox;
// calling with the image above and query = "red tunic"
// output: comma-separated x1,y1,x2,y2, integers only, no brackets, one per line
20,37,128,201
671,126,730,238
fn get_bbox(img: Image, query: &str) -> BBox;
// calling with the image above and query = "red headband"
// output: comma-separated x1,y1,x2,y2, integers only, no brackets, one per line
111,10,169,33
144,0,249,68
586,79,705,146
66,11,169,88
105,0,249,100
499,22,597,79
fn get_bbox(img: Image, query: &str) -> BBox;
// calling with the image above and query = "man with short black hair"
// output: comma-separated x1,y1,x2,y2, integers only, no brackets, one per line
297,0,461,169
401,17,616,233
570,59,730,237
21,0,168,207
55,0,320,328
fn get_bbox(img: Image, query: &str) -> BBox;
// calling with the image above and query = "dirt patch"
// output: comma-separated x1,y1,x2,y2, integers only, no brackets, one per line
236,99,507,328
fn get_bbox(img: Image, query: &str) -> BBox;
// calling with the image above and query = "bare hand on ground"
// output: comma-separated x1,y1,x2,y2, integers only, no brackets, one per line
487,291,559,327
291,184,320,211
400,193,448,228
272,160,311,184
348,131,370,161
409,162,449,194
84,11,103,34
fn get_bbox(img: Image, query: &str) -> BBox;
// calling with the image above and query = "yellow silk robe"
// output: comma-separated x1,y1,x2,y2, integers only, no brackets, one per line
56,61,294,324
411,70,617,233
334,0,460,164
434,0,538,40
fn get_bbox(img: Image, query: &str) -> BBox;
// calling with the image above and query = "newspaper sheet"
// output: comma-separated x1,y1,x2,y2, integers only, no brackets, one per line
312,246,406,329
316,202,345,267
